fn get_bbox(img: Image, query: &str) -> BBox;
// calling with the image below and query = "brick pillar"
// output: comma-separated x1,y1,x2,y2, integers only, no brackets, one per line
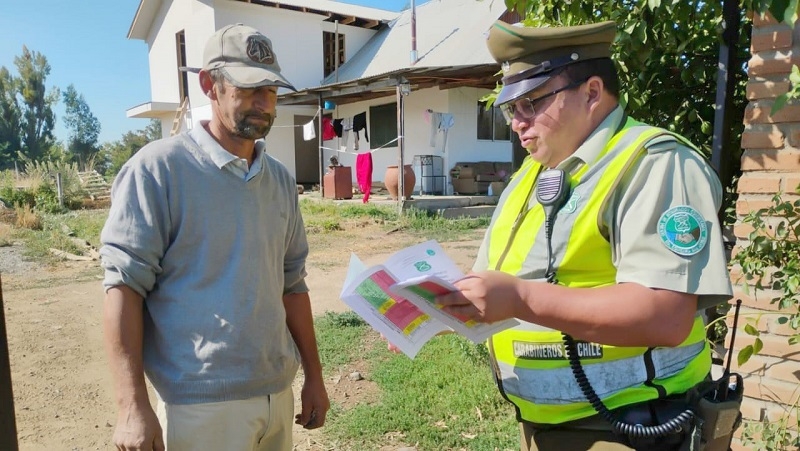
730,11,800,450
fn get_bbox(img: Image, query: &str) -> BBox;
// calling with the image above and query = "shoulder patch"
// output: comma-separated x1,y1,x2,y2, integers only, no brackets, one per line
657,206,708,256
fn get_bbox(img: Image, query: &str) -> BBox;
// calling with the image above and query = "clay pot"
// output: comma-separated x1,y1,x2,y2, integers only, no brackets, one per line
384,164,415,200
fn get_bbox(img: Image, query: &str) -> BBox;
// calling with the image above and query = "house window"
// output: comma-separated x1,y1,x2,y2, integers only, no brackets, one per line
323,31,345,77
477,101,510,141
369,103,397,149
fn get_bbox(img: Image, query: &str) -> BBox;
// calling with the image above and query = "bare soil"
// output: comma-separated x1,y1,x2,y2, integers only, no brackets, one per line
2,218,482,450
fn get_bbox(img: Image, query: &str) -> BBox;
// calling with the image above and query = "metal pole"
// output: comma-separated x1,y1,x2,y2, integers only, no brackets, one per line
0,275,20,451
318,93,325,198
711,0,740,186
396,82,405,214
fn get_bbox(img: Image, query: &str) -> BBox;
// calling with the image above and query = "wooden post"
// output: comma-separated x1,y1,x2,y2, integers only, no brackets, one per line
0,274,20,451
56,172,64,207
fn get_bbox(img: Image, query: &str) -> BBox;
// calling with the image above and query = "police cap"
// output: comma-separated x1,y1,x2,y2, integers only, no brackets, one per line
487,20,617,105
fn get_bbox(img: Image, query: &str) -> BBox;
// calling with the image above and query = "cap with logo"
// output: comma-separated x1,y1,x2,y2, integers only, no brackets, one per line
203,23,296,91
486,20,616,105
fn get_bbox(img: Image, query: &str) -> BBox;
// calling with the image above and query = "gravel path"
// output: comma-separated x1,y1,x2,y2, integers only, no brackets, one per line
0,244,41,275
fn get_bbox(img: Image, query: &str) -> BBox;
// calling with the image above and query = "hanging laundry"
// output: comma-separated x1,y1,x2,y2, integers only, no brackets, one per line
302,120,316,141
352,112,369,152
332,118,344,137
427,110,455,152
356,152,373,203
322,116,336,140
341,117,353,150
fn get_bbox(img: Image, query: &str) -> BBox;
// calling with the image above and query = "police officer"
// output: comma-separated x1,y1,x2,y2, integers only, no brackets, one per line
435,20,734,451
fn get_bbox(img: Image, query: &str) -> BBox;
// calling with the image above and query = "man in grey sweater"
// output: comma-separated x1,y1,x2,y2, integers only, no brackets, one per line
100,24,329,451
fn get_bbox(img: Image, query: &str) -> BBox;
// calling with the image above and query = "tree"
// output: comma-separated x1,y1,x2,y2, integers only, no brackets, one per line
101,119,162,177
0,67,22,170
14,46,59,163
0,47,59,169
62,84,101,170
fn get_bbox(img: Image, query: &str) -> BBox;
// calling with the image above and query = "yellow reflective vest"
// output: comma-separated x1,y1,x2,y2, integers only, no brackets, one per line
486,118,710,425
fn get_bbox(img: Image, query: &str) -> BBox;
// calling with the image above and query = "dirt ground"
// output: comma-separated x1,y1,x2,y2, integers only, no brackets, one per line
1,217,483,451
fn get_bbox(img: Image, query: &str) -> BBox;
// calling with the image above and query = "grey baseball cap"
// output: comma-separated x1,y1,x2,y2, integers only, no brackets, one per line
203,23,296,91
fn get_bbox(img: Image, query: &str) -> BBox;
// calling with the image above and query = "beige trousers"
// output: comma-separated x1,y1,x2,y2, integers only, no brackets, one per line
156,386,294,451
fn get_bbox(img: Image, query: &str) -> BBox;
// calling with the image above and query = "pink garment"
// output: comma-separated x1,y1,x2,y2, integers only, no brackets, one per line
356,153,373,203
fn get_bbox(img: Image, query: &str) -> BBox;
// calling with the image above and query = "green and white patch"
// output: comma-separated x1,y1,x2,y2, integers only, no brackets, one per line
657,206,708,256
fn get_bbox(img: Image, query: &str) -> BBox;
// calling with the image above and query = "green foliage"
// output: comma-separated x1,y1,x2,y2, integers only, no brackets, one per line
771,64,800,115
315,311,369,369
741,403,800,450
299,200,489,242
100,119,162,177
730,192,800,363
749,0,800,25
11,209,107,262
320,330,516,450
5,46,59,164
62,84,101,170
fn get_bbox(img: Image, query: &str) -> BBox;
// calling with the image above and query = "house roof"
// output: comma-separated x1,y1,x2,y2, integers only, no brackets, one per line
128,0,399,40
279,0,510,106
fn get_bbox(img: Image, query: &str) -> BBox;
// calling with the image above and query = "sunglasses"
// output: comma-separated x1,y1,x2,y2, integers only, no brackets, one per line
499,78,589,124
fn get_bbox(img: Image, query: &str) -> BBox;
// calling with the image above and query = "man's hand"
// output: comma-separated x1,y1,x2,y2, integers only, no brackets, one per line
112,402,164,451
295,377,330,430
436,271,524,323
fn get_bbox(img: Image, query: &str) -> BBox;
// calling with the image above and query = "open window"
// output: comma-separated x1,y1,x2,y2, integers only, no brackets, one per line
323,31,345,77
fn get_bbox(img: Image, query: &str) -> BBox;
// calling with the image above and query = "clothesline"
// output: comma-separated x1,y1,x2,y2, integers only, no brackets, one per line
319,136,402,155
271,107,322,128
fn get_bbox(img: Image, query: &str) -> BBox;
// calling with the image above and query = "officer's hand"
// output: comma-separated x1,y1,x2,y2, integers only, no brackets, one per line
379,333,402,353
436,271,523,323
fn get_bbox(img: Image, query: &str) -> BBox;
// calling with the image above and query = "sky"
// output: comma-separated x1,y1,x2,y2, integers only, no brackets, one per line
0,0,427,145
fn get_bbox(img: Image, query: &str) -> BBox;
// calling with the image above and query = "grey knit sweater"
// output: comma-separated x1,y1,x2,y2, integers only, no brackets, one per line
100,128,308,404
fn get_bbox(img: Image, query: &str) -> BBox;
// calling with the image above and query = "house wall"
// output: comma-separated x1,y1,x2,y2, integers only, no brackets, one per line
311,85,510,194
146,0,214,105
729,11,800,450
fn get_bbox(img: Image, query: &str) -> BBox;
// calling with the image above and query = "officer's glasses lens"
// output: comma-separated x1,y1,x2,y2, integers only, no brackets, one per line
500,99,534,125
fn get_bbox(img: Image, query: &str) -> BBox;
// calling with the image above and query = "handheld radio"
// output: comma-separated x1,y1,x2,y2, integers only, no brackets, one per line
534,169,570,284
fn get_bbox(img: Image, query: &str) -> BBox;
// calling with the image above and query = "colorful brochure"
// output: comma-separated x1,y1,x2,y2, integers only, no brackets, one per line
339,240,519,358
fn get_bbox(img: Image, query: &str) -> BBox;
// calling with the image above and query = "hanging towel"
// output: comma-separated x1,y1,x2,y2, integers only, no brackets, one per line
438,113,455,152
356,152,373,203
303,121,316,141
428,111,455,151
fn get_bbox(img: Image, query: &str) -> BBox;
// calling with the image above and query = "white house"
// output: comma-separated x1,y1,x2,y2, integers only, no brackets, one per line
126,0,523,194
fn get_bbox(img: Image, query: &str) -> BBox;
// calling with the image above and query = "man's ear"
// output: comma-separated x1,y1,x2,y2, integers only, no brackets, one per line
586,76,603,104
585,76,604,110
198,70,216,100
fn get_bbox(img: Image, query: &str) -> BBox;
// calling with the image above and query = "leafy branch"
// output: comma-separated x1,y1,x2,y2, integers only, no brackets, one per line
730,193,800,365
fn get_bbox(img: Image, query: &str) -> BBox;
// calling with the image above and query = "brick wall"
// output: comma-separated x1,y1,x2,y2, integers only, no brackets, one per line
730,11,800,450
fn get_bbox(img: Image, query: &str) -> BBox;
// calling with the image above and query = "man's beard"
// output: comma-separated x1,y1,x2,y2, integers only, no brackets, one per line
234,112,275,139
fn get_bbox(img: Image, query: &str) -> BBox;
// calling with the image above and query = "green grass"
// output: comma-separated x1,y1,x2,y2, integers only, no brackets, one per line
300,199,490,242
315,312,518,451
13,209,108,262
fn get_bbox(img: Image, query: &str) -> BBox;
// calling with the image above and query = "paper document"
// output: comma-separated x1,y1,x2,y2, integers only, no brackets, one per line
339,240,519,358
